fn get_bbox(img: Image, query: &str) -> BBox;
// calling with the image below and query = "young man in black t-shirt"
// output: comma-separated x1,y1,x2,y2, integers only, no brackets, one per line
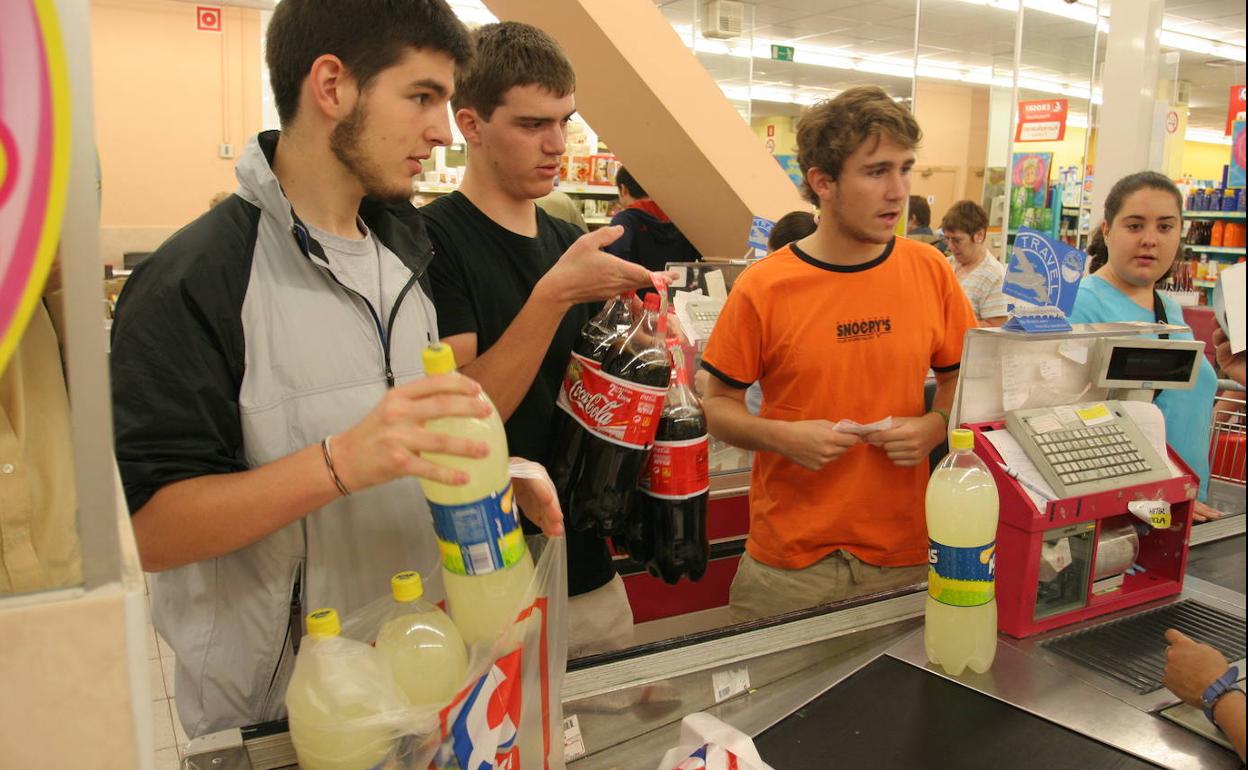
423,22,664,656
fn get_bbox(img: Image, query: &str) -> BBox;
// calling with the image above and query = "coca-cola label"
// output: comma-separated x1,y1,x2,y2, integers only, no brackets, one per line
556,352,667,449
641,436,709,499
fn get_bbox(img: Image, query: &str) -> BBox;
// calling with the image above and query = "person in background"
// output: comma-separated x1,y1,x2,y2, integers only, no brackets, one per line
767,210,817,253
1163,628,1245,762
535,188,588,233
1,255,83,595
700,86,976,621
422,22,662,657
1068,171,1222,522
1212,327,1244,386
606,166,701,272
906,194,946,254
941,200,1008,327
110,1,562,737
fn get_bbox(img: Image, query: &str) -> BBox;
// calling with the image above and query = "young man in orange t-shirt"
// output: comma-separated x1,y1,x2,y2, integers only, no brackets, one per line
701,86,976,621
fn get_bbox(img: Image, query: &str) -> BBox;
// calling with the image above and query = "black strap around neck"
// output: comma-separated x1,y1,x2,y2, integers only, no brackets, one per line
1153,291,1170,340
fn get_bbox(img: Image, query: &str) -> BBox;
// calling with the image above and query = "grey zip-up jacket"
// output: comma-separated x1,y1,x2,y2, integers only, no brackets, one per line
112,131,444,738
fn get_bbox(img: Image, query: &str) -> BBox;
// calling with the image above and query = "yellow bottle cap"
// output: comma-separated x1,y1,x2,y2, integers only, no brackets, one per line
306,608,341,638
423,344,457,375
950,428,975,451
390,571,424,603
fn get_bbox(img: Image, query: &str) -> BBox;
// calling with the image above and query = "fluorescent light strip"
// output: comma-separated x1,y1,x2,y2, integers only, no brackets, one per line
951,0,1246,62
1185,127,1233,145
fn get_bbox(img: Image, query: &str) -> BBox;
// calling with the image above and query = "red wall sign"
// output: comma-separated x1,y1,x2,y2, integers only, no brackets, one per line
1227,84,1246,136
197,5,221,32
1015,99,1068,143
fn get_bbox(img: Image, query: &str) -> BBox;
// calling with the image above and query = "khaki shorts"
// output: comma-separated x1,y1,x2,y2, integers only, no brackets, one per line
527,534,636,658
729,550,927,623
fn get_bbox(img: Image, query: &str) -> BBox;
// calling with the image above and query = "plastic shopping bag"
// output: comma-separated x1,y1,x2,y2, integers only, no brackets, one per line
656,713,776,770
292,461,568,770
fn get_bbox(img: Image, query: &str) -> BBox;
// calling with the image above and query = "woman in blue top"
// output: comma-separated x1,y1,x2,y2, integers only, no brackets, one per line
1069,171,1222,520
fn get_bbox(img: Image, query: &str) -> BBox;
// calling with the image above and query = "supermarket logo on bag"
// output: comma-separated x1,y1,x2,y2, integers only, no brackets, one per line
445,648,523,770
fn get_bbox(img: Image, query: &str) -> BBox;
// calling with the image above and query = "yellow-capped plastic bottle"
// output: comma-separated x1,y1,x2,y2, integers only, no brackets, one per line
420,344,535,647
286,609,408,770
375,571,468,707
925,429,999,675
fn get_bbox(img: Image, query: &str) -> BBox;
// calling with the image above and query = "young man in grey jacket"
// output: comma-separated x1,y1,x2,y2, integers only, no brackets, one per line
111,0,571,738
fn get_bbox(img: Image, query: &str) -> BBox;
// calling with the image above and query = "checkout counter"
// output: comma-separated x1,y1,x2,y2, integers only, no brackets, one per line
182,315,1245,770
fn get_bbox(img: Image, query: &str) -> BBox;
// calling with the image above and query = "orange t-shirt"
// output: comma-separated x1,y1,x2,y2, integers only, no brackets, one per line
701,238,976,570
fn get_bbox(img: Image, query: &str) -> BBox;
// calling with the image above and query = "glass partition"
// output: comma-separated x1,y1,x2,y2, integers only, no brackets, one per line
1007,2,1102,249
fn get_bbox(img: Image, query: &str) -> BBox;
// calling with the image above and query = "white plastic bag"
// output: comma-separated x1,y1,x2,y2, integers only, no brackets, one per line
297,460,569,770
656,713,776,770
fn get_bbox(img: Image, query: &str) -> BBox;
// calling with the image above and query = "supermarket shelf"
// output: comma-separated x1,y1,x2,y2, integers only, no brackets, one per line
413,181,619,196
557,182,618,195
1193,279,1218,289
1183,210,1246,220
412,183,457,194
586,217,612,225
1185,245,1246,256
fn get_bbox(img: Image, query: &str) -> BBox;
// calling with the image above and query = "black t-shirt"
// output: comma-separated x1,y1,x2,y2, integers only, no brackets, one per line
423,191,614,596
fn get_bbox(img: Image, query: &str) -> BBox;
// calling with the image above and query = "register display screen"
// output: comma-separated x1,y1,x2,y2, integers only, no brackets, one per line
1105,346,1196,383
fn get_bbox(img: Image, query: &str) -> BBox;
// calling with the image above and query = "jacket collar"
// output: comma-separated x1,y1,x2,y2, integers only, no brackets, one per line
235,130,433,279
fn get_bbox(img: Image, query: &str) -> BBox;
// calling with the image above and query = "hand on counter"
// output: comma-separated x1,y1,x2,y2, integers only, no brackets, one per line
332,373,492,491
863,413,945,468
1163,628,1230,707
1192,500,1226,523
776,420,861,471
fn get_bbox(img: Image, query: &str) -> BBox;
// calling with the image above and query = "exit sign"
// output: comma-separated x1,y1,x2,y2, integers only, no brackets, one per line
770,44,794,62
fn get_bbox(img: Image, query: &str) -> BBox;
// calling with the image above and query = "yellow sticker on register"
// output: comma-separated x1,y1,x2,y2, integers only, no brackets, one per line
1075,403,1113,426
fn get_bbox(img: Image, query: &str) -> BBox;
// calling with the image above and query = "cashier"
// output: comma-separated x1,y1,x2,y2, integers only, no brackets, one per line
1068,171,1221,521
700,86,977,621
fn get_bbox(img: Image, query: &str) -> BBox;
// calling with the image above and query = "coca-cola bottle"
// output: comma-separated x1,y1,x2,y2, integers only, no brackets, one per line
627,340,710,583
565,293,671,536
549,294,634,526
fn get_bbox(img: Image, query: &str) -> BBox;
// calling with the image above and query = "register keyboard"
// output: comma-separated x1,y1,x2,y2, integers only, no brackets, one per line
1005,401,1172,499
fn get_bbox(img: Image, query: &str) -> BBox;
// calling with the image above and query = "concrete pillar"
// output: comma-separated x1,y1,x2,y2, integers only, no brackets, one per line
483,0,807,258
1090,0,1165,219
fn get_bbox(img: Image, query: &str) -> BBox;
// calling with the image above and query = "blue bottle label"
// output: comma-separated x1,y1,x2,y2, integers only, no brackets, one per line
928,540,996,607
430,483,525,576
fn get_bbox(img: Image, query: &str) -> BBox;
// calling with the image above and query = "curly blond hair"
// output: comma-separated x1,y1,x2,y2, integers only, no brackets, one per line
796,86,921,205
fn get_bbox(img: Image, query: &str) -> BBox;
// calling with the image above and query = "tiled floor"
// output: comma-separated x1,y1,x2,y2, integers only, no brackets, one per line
145,579,188,770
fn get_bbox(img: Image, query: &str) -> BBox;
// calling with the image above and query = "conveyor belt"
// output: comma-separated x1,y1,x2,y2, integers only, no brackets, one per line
1041,599,1246,694
753,655,1161,770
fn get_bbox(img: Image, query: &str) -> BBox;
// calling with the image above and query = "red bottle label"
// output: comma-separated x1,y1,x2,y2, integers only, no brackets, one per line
556,353,668,449
641,436,709,499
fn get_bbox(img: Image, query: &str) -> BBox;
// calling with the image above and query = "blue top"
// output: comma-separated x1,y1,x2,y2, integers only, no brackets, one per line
1069,275,1217,499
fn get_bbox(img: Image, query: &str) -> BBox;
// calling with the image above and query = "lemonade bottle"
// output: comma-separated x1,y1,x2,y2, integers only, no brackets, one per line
420,344,535,647
286,609,408,770
376,571,468,707
925,429,999,675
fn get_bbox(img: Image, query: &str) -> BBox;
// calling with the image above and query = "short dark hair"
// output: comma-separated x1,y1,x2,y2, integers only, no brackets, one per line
795,86,922,206
768,211,817,252
616,167,647,199
1088,171,1184,273
941,200,989,236
265,0,471,127
908,195,931,228
452,22,575,120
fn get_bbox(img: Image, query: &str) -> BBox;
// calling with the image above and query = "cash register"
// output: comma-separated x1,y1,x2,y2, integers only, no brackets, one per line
952,326,1207,638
